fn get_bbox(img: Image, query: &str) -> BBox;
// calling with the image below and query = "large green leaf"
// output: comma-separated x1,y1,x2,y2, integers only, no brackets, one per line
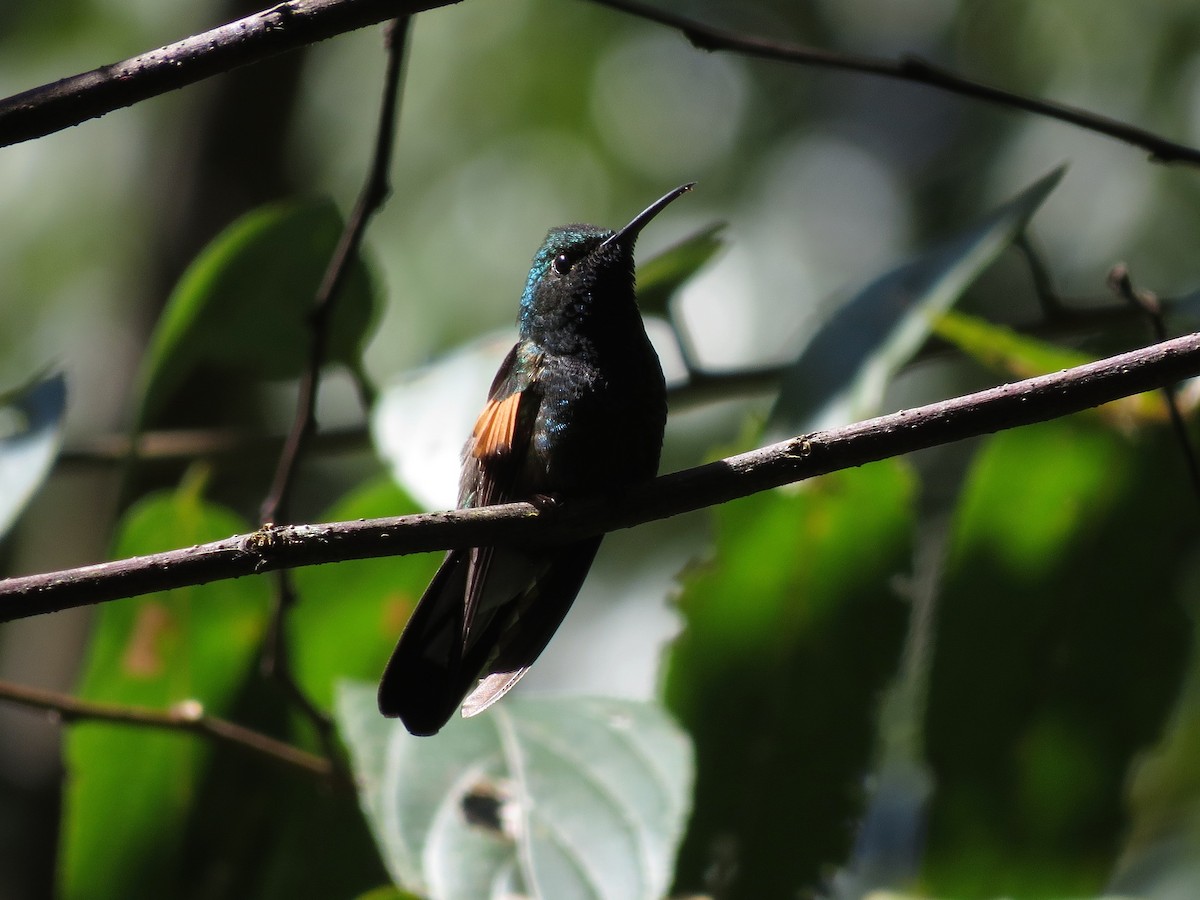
664,460,915,898
766,166,1064,438
59,477,271,899
133,198,378,427
922,419,1194,896
0,371,65,539
337,685,694,900
290,476,441,711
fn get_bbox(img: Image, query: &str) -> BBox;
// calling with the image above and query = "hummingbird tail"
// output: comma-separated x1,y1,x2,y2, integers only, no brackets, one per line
377,551,476,736
378,538,603,734
459,538,602,719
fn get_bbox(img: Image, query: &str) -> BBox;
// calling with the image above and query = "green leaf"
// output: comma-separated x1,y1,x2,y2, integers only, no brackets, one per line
371,334,514,510
664,461,915,897
922,420,1193,896
933,309,1091,378
636,221,726,317
290,476,441,711
766,165,1065,439
0,371,65,539
337,685,694,900
59,477,271,899
133,198,378,426
353,888,422,900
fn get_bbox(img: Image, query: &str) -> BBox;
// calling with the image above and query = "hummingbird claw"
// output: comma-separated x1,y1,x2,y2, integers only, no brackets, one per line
529,492,561,512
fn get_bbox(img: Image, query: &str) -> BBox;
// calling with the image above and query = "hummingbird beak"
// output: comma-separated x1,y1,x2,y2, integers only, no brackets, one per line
600,182,695,252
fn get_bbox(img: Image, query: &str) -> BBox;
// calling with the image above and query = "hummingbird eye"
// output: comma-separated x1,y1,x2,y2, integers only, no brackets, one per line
551,253,572,276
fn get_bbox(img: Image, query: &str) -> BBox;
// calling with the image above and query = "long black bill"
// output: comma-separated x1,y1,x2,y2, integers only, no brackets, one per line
600,182,695,252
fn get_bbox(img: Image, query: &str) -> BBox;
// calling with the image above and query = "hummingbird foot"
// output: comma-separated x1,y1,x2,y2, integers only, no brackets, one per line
529,492,561,512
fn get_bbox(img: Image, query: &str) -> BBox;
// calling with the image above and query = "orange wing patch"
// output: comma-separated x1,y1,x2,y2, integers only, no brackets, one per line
472,392,523,460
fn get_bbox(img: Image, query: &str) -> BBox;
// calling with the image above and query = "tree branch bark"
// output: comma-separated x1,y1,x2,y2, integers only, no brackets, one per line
0,0,449,149
592,0,1200,166
3,331,1199,622
2,0,1198,167
0,679,334,779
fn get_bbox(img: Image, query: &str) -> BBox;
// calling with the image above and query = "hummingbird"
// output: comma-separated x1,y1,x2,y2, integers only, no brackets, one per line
378,183,693,736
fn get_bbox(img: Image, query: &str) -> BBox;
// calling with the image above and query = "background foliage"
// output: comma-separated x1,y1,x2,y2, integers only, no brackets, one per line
3,1,1200,898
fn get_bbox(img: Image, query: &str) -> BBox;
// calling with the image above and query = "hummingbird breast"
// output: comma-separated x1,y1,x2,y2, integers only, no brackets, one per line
530,339,667,494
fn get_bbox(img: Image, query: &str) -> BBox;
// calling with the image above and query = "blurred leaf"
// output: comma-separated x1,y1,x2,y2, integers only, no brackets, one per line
935,309,1190,428
766,165,1065,439
59,476,270,900
1166,288,1200,334
922,419,1193,896
636,221,726,317
934,309,1090,377
0,371,65,539
1116,605,1200,896
372,334,513,511
133,198,378,427
664,461,915,898
177,736,389,900
290,476,440,710
337,685,693,900
354,888,422,900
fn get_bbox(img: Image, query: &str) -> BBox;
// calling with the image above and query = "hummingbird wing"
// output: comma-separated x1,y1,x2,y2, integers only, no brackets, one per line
378,344,547,735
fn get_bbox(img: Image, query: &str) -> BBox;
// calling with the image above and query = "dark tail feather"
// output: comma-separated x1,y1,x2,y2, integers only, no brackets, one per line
461,538,602,718
378,551,477,736
379,538,603,735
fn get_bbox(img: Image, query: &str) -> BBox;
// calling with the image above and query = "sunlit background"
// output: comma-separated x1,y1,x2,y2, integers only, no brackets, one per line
4,0,1200,896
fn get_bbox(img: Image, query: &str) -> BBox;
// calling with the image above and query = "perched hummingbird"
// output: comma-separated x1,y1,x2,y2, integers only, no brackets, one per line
379,183,693,736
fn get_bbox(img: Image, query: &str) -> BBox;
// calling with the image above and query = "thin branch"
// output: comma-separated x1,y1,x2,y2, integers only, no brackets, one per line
0,0,1197,168
1108,264,1200,505
0,678,335,780
590,0,1200,167
4,331,1200,622
261,16,409,525
1014,234,1071,320
261,572,343,730
0,0,448,150
256,17,409,770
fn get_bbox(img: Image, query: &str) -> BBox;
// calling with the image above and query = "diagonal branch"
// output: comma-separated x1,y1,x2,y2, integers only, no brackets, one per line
591,0,1200,166
1,0,1198,168
255,16,409,769
260,15,408,525
0,0,449,149
0,678,335,780
3,330,1200,622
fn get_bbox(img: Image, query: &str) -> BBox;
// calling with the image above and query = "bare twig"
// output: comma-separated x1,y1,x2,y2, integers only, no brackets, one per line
1108,264,1200,504
1014,234,1071,320
590,0,1200,167
4,330,1200,622
261,572,343,730
0,678,335,780
256,17,410,770
260,16,409,525
0,0,447,149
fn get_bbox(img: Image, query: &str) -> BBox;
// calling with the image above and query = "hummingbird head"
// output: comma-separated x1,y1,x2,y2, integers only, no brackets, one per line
518,184,693,351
